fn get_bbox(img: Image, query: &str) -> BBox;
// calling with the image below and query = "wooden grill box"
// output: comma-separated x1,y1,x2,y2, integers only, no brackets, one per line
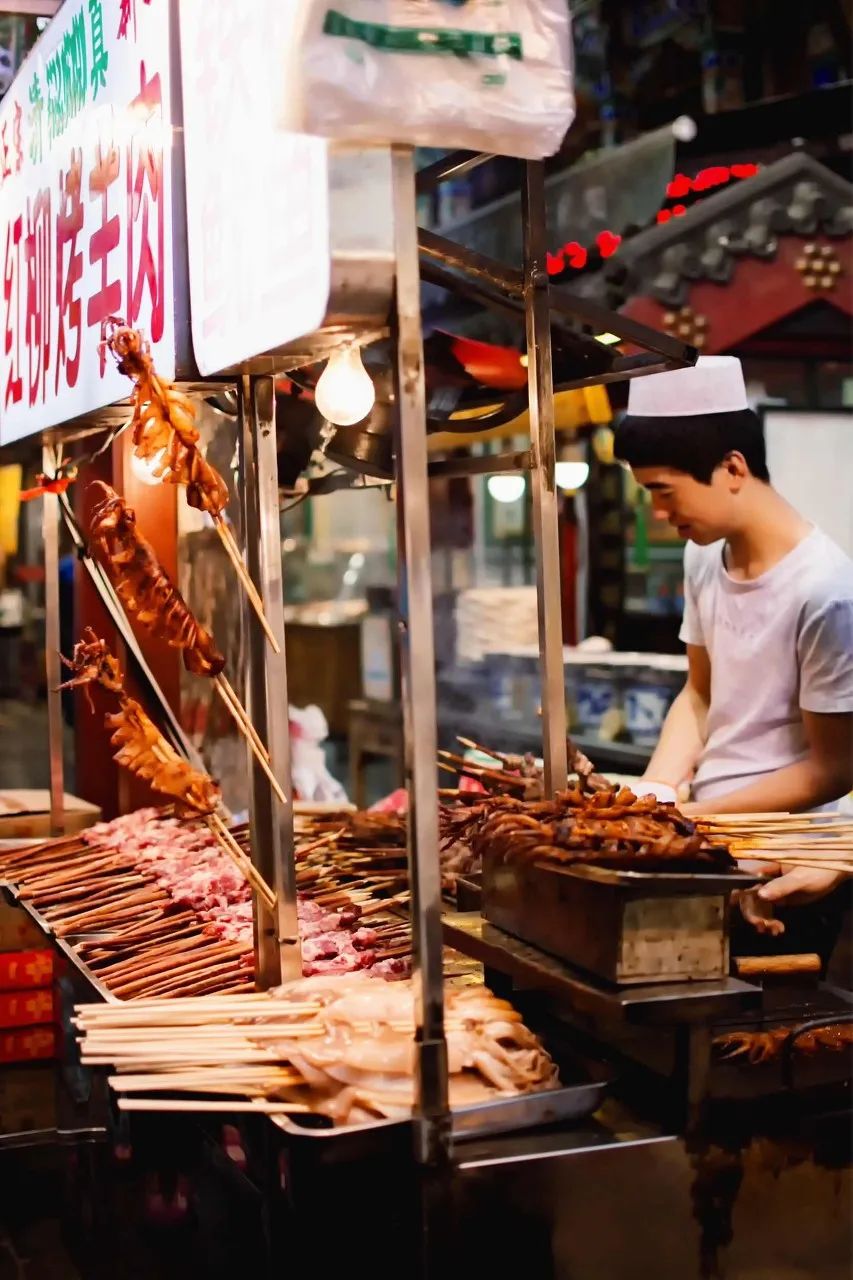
482,855,751,986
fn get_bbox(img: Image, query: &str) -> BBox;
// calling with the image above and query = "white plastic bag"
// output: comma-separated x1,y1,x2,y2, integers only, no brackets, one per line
282,0,575,159
289,705,350,804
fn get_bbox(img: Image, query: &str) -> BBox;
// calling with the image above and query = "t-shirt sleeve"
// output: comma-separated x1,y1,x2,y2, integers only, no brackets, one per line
678,544,705,647
798,596,853,713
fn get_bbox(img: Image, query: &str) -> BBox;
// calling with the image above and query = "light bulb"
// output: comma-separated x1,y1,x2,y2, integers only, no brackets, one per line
314,346,376,427
130,448,166,486
555,461,590,492
672,115,697,142
487,474,526,504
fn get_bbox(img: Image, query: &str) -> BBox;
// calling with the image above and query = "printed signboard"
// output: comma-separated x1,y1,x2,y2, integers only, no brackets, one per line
0,0,174,444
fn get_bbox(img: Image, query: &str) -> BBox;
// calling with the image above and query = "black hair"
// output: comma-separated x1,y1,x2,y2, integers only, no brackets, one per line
614,407,770,484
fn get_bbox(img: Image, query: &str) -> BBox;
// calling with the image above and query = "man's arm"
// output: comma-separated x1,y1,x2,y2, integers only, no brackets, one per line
685,709,853,816
643,644,710,789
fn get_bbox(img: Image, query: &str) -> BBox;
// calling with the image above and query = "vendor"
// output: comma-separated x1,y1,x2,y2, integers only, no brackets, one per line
615,356,853,955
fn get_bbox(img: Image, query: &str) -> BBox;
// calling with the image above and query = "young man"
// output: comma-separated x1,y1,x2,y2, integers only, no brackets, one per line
615,356,853,943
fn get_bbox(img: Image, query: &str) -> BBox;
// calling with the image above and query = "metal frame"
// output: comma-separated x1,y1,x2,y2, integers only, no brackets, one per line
237,375,300,987
31,145,700,1195
391,147,449,1171
42,443,65,835
523,162,569,794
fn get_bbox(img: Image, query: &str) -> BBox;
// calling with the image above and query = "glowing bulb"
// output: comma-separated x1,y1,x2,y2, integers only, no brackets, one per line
314,346,376,427
555,461,590,492
487,474,526,504
672,115,697,142
130,449,166,486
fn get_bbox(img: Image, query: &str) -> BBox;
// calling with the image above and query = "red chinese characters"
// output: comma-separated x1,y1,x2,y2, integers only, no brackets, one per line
117,0,152,42
56,148,84,391
126,61,164,343
3,214,23,409
24,187,52,407
86,139,121,374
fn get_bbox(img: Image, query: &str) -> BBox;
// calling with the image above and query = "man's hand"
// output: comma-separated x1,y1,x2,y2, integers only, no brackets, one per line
735,865,848,937
757,866,847,908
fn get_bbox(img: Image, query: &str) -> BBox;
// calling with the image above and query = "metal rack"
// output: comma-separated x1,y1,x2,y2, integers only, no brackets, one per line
24,141,698,1171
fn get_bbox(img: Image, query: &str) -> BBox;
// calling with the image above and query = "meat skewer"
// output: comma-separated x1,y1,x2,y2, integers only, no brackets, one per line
101,318,279,651
88,482,286,807
0,805,417,998
57,632,276,910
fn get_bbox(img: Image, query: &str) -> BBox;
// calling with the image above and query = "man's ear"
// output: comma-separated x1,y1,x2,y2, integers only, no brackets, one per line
723,450,749,486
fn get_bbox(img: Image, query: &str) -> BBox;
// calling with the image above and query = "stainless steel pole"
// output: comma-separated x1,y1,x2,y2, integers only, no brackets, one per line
391,145,449,1167
522,161,568,795
237,375,300,987
42,444,65,835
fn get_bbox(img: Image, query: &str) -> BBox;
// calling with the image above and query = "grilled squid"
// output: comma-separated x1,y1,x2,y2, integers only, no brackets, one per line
90,482,225,678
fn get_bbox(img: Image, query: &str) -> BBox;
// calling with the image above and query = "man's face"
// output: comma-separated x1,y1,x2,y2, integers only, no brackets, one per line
632,464,736,545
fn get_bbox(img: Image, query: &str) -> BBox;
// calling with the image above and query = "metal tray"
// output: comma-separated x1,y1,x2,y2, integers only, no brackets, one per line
270,1078,609,1158
0,881,118,1004
532,861,759,895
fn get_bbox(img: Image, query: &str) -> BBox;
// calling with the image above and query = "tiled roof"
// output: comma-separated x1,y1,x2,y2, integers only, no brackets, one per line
600,153,853,310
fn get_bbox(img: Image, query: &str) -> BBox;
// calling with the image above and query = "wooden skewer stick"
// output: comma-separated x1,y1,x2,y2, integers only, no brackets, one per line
207,813,276,911
213,676,288,807
736,851,853,874
117,1098,309,1115
213,518,280,653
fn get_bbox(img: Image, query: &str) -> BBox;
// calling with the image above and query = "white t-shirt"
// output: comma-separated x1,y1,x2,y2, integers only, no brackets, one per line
680,527,853,803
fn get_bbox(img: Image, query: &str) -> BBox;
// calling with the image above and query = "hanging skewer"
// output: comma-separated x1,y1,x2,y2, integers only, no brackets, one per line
88,483,287,806
57,630,277,909
100,319,279,651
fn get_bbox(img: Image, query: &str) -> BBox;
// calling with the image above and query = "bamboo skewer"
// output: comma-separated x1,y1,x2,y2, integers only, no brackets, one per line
117,1099,309,1115
207,813,276,911
213,675,288,806
213,519,280,653
734,851,853,875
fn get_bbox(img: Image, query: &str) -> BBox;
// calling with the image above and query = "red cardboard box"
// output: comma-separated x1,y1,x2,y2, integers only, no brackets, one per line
0,988,55,1030
0,1026,56,1063
0,949,54,991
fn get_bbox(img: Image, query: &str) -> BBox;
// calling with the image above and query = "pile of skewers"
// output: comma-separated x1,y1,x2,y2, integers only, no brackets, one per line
697,812,853,876
440,786,735,872
0,808,415,997
74,974,560,1125
0,830,253,999
295,811,409,906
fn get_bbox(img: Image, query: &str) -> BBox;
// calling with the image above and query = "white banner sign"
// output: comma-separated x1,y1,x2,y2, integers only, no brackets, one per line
0,0,173,445
179,0,331,376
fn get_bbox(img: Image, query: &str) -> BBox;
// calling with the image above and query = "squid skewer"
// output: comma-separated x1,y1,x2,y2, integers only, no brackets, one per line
101,319,279,652
88,482,287,806
57,631,276,910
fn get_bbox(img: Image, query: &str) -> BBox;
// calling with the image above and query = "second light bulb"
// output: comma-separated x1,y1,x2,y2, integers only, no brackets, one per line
314,346,376,427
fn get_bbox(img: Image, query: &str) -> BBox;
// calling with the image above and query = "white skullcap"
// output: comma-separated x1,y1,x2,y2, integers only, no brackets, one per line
626,355,748,418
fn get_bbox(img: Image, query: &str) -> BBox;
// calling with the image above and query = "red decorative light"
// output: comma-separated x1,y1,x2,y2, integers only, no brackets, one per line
564,240,588,269
665,173,692,199
730,162,759,179
545,161,759,275
596,229,622,258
